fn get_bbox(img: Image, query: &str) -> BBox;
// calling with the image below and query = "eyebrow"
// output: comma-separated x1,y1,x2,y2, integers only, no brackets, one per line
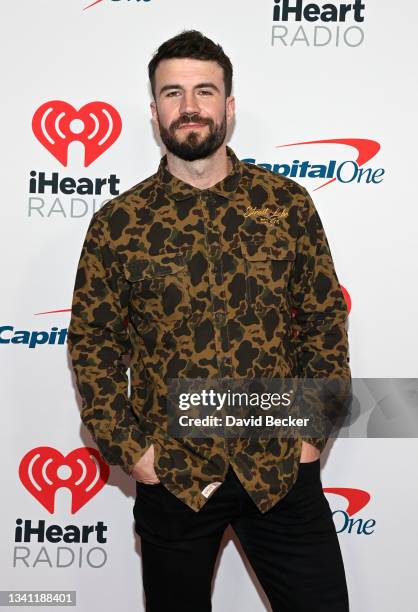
158,82,221,95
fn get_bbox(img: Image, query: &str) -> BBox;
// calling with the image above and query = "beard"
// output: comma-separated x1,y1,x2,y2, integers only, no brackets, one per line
158,110,227,162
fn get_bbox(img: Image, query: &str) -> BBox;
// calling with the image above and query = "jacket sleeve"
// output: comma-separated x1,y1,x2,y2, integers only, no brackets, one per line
67,209,153,474
289,187,352,453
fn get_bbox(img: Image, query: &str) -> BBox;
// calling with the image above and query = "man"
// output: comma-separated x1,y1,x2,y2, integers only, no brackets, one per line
68,30,351,612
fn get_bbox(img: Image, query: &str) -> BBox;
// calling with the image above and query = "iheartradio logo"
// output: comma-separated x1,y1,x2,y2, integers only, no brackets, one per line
19,447,109,514
32,100,122,167
340,285,351,314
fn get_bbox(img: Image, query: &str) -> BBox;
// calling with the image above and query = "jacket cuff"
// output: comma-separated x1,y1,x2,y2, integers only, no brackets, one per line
88,423,154,476
120,437,155,476
300,436,327,454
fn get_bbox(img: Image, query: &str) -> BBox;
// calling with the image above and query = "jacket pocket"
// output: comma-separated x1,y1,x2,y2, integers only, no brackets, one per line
124,251,192,323
239,232,296,314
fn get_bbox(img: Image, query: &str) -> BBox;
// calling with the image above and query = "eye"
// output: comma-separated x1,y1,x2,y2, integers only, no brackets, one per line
198,90,213,96
166,91,180,97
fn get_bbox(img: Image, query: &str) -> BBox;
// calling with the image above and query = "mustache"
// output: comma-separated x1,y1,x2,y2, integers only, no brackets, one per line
170,114,214,130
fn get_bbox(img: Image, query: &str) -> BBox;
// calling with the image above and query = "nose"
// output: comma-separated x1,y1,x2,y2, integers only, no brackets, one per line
179,90,200,115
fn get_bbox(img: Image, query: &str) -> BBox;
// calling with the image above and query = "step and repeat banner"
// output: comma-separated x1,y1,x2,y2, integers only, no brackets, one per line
1,1,417,610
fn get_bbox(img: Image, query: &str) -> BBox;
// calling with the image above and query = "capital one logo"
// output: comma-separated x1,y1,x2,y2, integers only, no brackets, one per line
278,138,382,190
84,0,151,9
324,487,376,534
243,138,385,191
19,447,109,514
84,0,105,6
32,101,122,167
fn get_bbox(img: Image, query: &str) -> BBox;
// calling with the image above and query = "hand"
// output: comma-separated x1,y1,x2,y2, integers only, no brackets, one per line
300,441,320,463
131,444,160,484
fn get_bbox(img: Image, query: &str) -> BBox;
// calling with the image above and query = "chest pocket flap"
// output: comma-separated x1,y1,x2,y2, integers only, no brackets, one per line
124,252,186,282
123,252,190,323
239,232,296,262
239,231,296,313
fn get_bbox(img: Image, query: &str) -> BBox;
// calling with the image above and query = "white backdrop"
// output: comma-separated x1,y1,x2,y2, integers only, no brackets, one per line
1,1,418,610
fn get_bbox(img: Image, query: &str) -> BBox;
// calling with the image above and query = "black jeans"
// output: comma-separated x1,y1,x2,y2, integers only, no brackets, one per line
133,459,349,612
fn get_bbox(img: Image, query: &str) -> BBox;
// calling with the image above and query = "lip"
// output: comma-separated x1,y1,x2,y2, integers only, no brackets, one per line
178,123,206,129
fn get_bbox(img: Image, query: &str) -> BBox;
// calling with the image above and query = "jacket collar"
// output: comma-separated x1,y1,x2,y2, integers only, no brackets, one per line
157,146,243,201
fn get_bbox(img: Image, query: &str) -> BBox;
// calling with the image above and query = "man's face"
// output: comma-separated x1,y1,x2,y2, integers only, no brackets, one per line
150,58,235,161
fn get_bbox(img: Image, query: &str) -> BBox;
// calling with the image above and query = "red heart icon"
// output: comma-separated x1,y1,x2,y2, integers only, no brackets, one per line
19,447,109,514
340,284,351,314
32,100,122,167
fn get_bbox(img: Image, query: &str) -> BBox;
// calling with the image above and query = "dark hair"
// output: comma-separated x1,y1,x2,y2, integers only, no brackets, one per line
148,30,233,98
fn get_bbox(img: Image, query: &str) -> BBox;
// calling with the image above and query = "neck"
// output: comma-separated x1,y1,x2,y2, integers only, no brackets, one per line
166,146,231,190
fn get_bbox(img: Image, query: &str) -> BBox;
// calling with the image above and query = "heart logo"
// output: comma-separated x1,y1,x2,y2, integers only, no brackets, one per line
19,447,109,514
340,284,351,314
32,100,122,167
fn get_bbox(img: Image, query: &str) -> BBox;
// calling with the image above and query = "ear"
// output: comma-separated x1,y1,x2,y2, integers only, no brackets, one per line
150,100,159,128
226,95,235,124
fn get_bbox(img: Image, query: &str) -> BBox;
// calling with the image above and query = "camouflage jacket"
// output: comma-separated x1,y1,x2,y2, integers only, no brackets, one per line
67,146,351,513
